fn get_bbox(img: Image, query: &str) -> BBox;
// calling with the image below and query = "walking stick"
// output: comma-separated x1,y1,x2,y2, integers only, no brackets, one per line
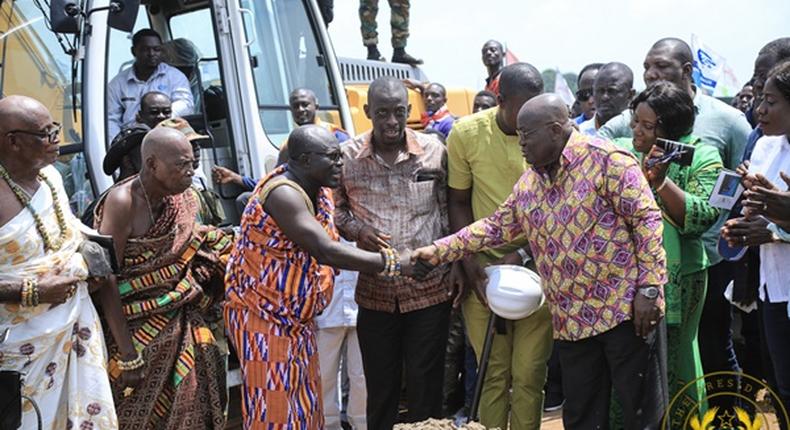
469,313,498,422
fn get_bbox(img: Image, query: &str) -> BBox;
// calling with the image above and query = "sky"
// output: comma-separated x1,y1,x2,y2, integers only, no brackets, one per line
327,0,790,92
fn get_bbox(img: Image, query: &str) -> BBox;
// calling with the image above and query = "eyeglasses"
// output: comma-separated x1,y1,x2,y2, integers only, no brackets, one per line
302,150,343,162
575,89,593,101
6,122,62,142
516,122,562,140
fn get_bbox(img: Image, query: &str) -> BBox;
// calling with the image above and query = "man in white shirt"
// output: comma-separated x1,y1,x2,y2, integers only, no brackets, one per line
316,247,367,429
107,29,193,140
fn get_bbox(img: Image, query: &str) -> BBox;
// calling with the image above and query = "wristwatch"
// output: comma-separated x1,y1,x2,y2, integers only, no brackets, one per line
638,286,659,300
516,248,532,265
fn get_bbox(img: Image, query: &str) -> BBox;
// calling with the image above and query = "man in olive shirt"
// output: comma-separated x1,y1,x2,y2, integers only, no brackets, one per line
447,63,553,429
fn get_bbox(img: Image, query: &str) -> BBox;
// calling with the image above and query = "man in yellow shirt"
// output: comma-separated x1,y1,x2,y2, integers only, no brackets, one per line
447,63,553,429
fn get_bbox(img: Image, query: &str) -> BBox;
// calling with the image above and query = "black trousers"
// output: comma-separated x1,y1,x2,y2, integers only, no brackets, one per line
556,321,668,430
762,299,790,430
699,261,741,411
358,301,451,429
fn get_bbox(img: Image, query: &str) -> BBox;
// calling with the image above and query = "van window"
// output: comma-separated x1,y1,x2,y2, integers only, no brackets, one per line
0,0,95,216
240,0,342,147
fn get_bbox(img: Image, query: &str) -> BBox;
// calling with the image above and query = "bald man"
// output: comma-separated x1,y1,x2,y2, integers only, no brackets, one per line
579,62,635,135
95,127,232,429
598,37,753,392
225,125,414,429
0,95,128,429
414,94,669,429
334,76,451,428
211,87,349,205
482,40,505,95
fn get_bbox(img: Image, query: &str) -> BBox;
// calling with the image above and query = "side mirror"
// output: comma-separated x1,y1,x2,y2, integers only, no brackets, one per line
49,0,81,34
107,0,140,33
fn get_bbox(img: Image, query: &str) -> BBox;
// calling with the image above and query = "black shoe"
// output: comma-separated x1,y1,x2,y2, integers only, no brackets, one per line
391,49,423,66
366,45,385,61
543,392,565,412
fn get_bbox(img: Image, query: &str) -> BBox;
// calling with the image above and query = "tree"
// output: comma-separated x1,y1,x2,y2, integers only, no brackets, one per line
540,69,578,93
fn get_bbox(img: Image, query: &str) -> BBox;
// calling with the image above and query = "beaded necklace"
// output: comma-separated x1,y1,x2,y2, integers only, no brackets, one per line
0,164,68,251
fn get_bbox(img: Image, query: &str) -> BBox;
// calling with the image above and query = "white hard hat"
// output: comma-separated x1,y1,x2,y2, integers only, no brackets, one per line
485,265,545,320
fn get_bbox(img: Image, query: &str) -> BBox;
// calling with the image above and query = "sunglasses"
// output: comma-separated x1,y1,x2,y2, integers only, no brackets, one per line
575,89,593,101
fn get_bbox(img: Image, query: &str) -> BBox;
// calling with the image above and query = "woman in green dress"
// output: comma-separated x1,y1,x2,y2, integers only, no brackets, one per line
619,81,723,410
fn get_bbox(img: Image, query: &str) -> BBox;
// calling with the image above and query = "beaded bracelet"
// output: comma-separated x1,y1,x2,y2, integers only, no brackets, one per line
20,280,31,307
117,352,145,371
378,248,401,278
20,278,39,307
379,248,393,276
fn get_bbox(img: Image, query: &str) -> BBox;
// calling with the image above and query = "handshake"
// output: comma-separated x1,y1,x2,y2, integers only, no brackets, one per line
380,245,443,279
357,225,443,279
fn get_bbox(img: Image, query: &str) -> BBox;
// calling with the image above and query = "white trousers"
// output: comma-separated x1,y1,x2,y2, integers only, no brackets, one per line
317,326,367,430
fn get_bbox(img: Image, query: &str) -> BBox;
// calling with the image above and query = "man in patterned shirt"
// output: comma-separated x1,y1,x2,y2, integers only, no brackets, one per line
334,76,451,429
413,94,669,429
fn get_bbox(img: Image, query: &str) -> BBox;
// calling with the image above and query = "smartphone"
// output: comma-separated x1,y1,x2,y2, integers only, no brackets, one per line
654,138,695,167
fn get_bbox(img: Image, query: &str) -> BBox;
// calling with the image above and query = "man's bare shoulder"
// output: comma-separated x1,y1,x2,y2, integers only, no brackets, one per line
262,181,312,216
102,181,135,215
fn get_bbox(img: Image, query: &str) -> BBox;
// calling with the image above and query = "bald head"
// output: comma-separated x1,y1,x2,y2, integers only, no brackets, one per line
287,124,343,188
140,127,195,194
365,77,410,146
598,62,633,87
288,124,336,161
368,76,408,103
594,62,635,125
289,88,317,103
644,38,694,88
141,127,192,162
0,95,59,171
651,38,693,65
289,88,319,126
516,94,573,169
0,95,50,132
498,63,544,101
518,94,569,126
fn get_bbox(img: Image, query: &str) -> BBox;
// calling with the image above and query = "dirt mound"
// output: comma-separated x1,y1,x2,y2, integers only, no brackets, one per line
393,418,494,429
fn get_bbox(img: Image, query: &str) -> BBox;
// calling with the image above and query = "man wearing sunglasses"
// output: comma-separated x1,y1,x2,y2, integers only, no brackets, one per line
573,63,604,126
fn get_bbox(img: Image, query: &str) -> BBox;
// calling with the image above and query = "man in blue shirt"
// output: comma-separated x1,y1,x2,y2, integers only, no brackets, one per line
107,29,193,141
573,63,603,125
598,39,752,409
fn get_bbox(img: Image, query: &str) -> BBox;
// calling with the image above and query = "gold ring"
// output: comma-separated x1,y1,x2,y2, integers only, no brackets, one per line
123,387,134,398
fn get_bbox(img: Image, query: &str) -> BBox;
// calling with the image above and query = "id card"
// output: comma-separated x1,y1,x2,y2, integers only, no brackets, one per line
709,169,744,210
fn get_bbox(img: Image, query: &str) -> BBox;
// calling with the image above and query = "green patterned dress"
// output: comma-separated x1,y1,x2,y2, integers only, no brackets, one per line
616,136,723,413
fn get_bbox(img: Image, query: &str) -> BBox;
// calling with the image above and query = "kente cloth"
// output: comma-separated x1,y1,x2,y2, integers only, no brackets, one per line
93,175,232,430
225,166,338,430
0,165,117,429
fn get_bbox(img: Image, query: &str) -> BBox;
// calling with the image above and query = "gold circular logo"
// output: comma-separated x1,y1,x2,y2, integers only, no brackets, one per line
663,371,789,429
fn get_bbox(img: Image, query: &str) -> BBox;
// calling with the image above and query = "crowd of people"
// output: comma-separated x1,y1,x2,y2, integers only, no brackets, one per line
1,22,790,430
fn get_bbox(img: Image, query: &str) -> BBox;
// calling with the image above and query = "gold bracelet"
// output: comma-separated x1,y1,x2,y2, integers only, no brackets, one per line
30,278,39,307
117,352,145,371
20,281,30,307
21,278,38,307
654,179,668,193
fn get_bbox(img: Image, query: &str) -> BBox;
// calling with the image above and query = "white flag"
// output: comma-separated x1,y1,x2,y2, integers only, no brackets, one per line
713,63,742,98
691,34,726,95
553,69,576,107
